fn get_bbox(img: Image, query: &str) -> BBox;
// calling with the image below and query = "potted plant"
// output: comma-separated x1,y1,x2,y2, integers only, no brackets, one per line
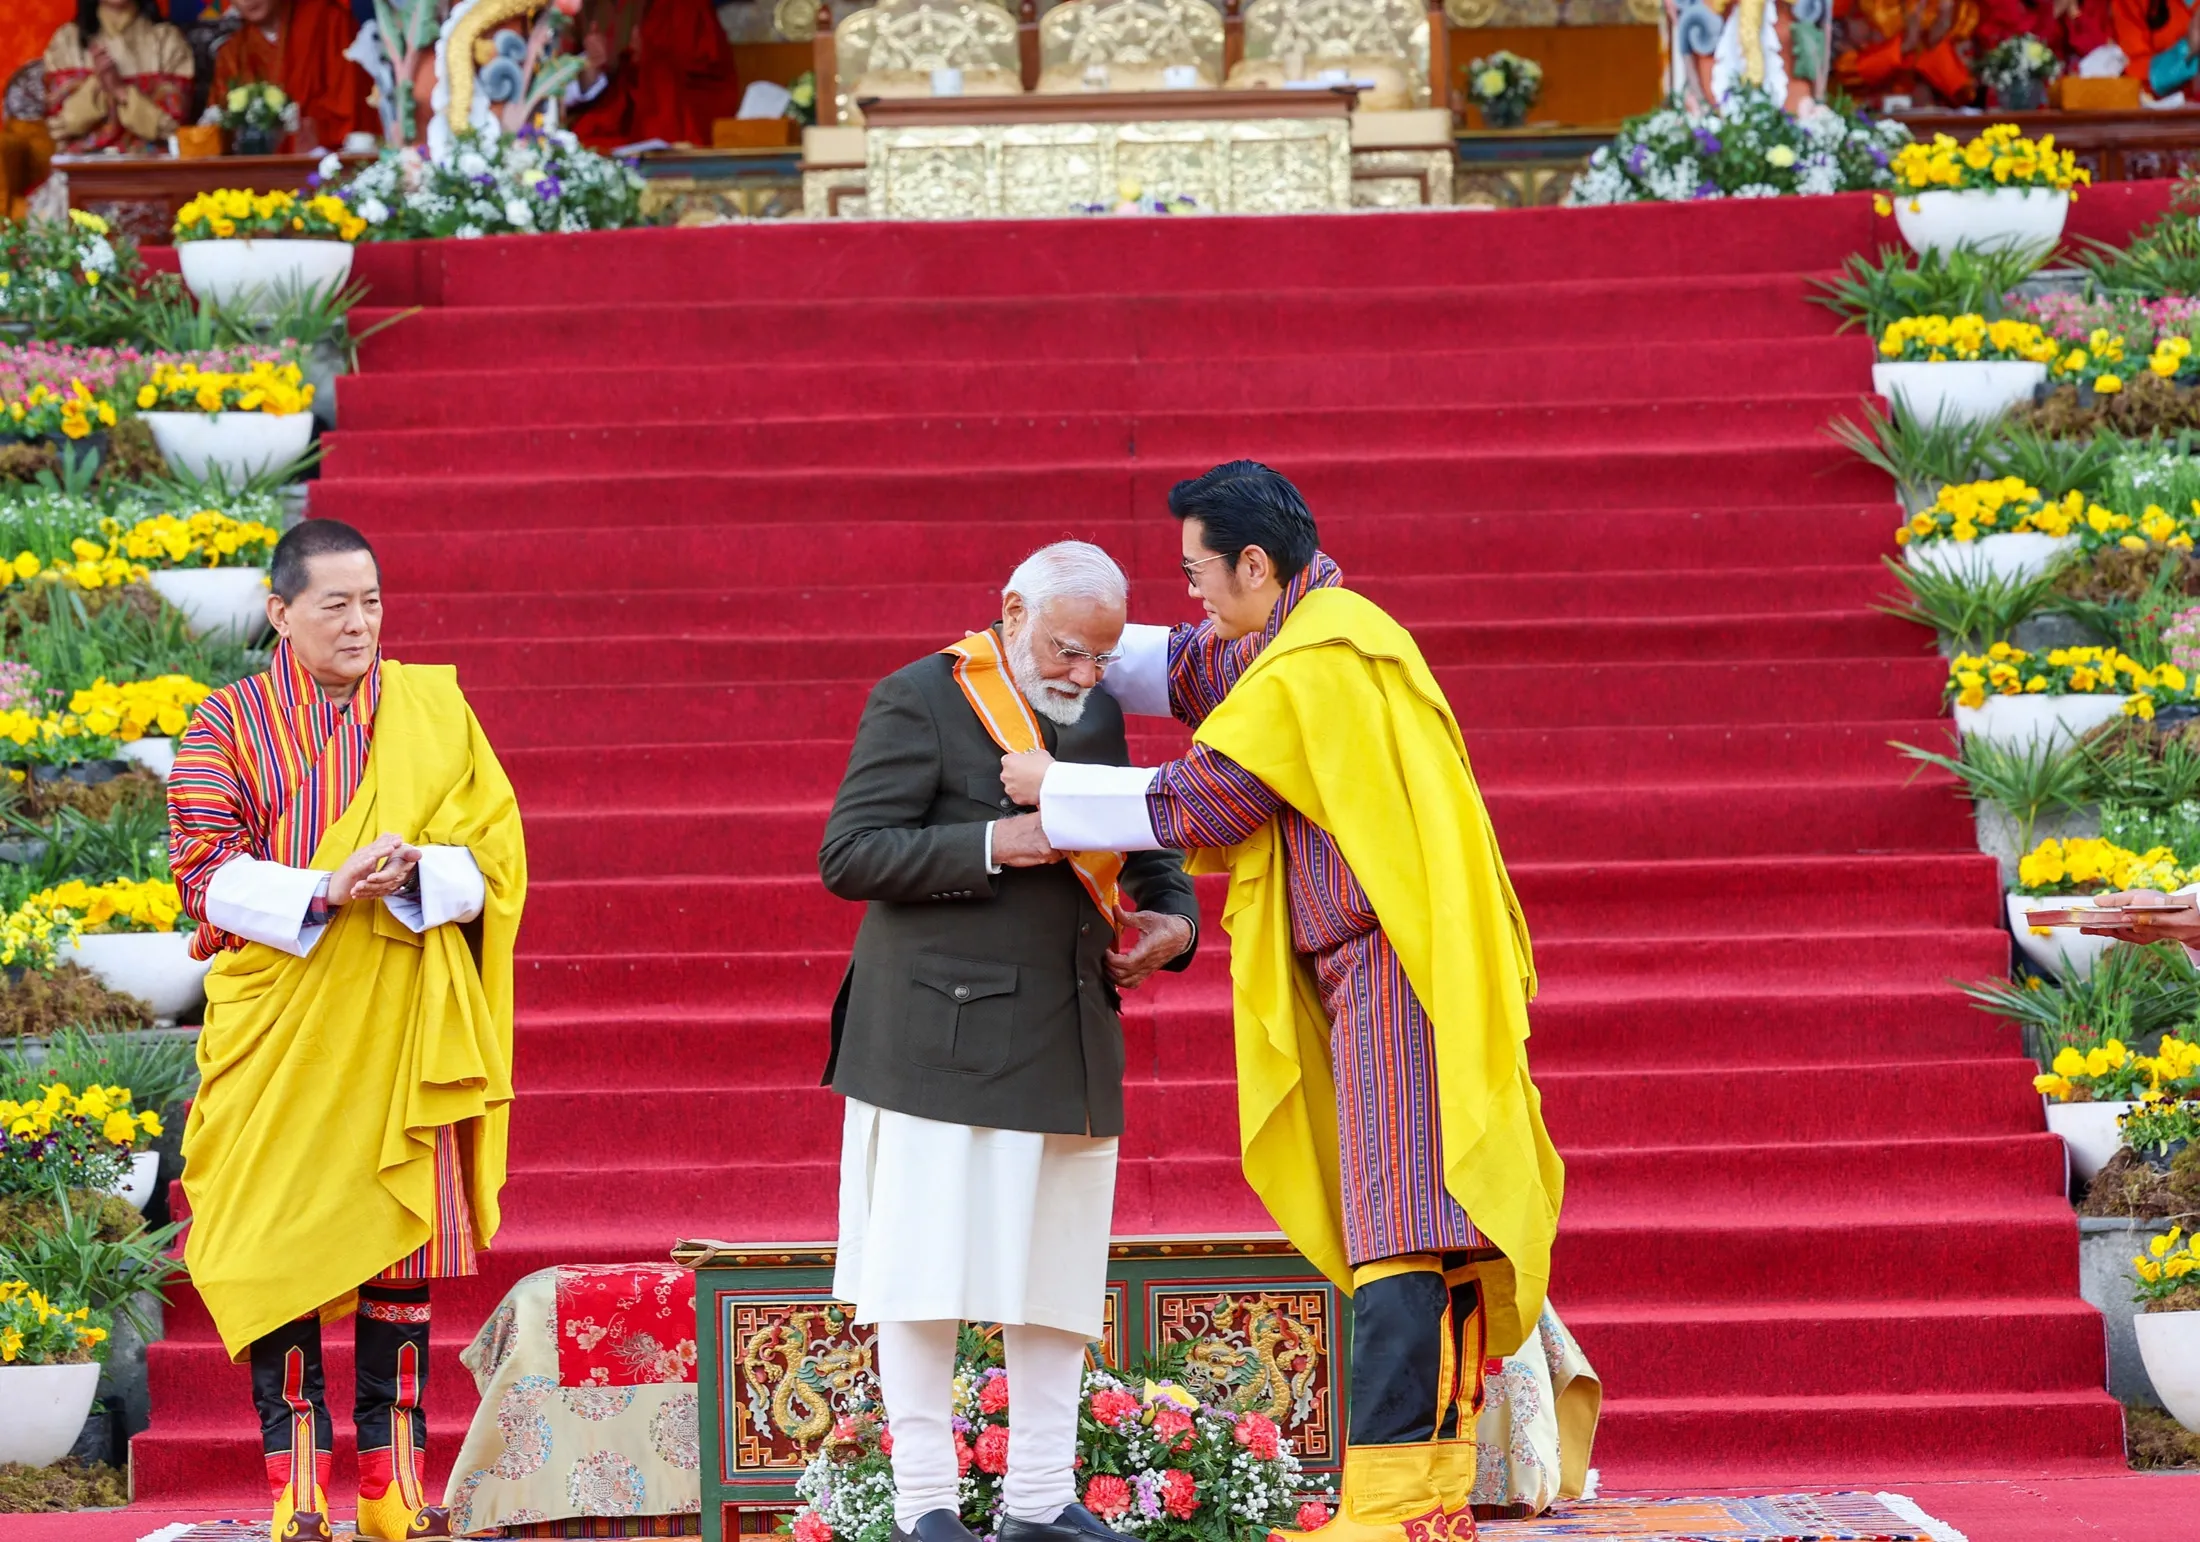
34,877,207,1022
2131,1222,2200,1431
2007,839,2196,980
112,509,280,641
1888,124,2088,258
135,359,316,484
1979,37,2061,112
63,674,212,785
1948,642,2177,750
0,1279,110,1467
1873,312,2062,425
2034,1035,2200,1177
1466,51,1541,130
1897,476,2083,582
171,188,364,316
1567,89,1911,205
205,80,295,158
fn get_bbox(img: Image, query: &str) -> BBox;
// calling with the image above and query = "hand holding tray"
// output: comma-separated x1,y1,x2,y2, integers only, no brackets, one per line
2025,902,2196,929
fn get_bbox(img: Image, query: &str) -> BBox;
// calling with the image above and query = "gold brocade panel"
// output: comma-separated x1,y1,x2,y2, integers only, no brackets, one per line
1234,0,1430,107
1037,0,1226,89
834,0,1026,123
1154,1287,1336,1463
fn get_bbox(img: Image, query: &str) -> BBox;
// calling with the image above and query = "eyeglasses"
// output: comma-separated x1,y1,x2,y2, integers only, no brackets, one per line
1049,632,1122,668
1180,552,1230,581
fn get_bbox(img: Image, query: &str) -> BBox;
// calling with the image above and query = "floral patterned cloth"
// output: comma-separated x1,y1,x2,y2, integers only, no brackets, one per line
446,1266,703,1534
1471,1306,1602,1518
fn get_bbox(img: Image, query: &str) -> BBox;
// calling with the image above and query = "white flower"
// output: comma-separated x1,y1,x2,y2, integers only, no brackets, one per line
457,151,490,178
359,196,390,224
456,223,483,239
317,152,342,181
504,198,534,226
1734,182,1781,198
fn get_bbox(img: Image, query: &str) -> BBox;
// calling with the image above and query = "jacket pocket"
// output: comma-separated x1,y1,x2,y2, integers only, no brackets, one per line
966,771,1019,814
908,951,1019,1076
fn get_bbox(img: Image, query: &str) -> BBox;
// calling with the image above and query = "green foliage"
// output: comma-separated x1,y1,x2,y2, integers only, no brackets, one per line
1981,422,2120,500
1810,244,2044,334
0,1028,197,1115
2048,546,2194,671
1965,941,2200,1066
1876,552,2066,651
2103,800,2200,864
1891,733,2091,851
4,582,265,700
0,798,171,905
2079,721,2200,811
2074,182,2200,298
0,1187,181,1343
1825,398,1987,501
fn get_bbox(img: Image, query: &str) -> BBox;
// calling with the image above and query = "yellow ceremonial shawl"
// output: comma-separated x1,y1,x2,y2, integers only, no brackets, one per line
180,661,527,1359
1188,587,1561,1355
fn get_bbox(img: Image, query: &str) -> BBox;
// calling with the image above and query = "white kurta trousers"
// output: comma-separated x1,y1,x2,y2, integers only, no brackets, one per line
832,1099,1118,1338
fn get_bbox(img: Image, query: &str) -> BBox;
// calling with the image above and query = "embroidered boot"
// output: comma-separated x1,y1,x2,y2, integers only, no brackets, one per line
354,1283,452,1540
250,1316,334,1542
1432,1258,1490,1542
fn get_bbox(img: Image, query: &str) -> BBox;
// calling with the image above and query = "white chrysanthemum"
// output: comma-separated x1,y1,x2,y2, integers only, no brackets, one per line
1734,182,1781,198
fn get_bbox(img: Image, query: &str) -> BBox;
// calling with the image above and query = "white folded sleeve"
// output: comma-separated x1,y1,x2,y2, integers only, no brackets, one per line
1099,624,1173,718
1039,761,1163,851
204,856,330,958
383,845,487,933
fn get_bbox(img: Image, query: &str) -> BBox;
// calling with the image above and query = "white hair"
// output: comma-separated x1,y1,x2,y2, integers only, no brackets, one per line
1003,541,1127,619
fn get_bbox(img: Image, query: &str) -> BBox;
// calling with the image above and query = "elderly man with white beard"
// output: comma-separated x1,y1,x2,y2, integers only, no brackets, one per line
819,541,1203,1542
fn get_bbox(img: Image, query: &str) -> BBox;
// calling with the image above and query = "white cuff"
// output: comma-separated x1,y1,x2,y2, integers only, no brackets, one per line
1099,624,1173,717
984,821,1001,875
563,72,610,107
1039,761,1163,851
383,845,486,933
205,856,329,958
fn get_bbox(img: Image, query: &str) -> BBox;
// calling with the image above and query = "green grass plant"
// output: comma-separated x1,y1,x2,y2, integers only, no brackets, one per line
1981,422,2119,500
1965,940,2200,1066
0,1186,183,1342
1811,244,2045,334
1876,552,2067,652
1891,732,2092,852
0,1026,198,1112
5,583,265,698
1826,398,1987,503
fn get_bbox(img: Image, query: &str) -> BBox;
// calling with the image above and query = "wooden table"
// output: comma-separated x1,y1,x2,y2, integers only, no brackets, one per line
1895,108,2200,182
56,152,373,244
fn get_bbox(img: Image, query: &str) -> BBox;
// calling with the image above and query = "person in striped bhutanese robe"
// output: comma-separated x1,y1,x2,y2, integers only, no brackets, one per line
1003,462,1567,1542
169,518,514,1542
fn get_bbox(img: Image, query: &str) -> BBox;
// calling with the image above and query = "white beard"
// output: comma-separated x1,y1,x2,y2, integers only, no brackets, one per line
1008,627,1091,726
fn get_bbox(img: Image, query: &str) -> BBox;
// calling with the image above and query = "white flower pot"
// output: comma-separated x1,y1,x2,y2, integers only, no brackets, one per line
118,736,175,781
1956,693,2130,752
2137,1309,2200,1430
106,1149,160,1211
177,237,354,316
1873,360,2048,426
2009,893,2120,980
148,567,270,641
66,931,208,1022
0,1362,101,1467
1893,187,2070,258
2044,1098,2135,1179
142,411,314,484
1905,532,2079,583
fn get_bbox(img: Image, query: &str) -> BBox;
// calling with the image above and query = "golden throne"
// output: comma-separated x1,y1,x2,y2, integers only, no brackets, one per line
1034,0,1227,93
831,0,1027,124
1224,0,1430,111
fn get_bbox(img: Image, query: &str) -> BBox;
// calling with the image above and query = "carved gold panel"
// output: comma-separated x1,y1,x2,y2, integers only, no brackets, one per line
1444,0,1655,20
1350,146,1451,206
1152,1287,1337,1464
726,1301,876,1473
1038,0,1226,88
835,0,1026,123
1236,0,1430,106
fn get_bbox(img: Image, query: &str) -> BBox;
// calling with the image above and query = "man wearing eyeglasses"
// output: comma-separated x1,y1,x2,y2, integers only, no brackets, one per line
819,540,1200,1542
1001,463,1564,1542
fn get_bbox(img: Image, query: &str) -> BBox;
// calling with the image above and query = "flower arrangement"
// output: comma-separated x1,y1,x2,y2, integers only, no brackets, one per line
2015,294,2200,358
2034,1035,2200,1101
205,81,296,153
1876,313,2062,365
66,676,211,742
172,189,367,245
4,380,119,443
1893,477,2076,547
2013,836,2195,896
27,878,187,937
0,1081,160,1196
1567,89,1908,205
136,360,314,417
0,708,110,767
335,129,647,241
107,509,279,570
1977,37,2062,107
1947,642,2184,715
2120,1095,2200,1164
2132,1225,2200,1309
0,538,148,594
0,895,77,972
1887,123,2090,194
788,1359,1328,1542
0,1280,110,1366
1466,51,1541,129
0,211,130,344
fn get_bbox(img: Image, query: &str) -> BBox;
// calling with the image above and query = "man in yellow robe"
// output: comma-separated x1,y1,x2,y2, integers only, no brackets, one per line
1002,462,1562,1542
170,519,527,1542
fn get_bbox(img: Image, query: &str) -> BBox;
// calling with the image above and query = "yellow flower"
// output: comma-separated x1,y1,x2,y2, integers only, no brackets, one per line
2096,374,2123,394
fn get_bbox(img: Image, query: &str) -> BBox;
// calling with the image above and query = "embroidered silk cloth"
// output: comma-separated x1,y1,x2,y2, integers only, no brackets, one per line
554,1265,700,1388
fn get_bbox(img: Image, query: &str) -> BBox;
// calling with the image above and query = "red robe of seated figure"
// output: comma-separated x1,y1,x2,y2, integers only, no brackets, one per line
212,0,374,150
567,0,742,149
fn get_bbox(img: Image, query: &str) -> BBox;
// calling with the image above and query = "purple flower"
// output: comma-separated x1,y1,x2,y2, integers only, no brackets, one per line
1132,1473,1165,1521
1868,145,1890,168
950,1416,972,1435
1694,127,1721,155
536,176,563,199
474,173,496,188
1693,182,1719,200
304,172,322,188
1625,144,1649,176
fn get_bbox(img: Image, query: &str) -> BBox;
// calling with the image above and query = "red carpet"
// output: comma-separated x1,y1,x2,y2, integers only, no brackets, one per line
119,184,2192,1508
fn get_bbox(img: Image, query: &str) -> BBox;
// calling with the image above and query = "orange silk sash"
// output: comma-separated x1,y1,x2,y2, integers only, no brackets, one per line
942,629,1124,920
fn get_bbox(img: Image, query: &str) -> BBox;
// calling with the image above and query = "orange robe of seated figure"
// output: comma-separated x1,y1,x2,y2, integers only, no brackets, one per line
568,0,742,150
1836,0,1980,102
211,0,374,151
2113,0,2198,84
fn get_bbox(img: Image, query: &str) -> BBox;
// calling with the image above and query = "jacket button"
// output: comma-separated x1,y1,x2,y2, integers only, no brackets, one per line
1000,798,1014,810
953,986,970,1000
1081,922,1090,934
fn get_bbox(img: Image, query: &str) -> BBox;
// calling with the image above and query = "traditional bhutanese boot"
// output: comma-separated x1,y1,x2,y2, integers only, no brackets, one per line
1432,1258,1491,1542
1267,1257,1454,1542
355,1283,453,1540
250,1316,334,1542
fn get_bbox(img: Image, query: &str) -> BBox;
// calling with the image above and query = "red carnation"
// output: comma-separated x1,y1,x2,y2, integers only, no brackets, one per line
880,1427,894,1456
1083,1475,1133,1520
1160,1469,1199,1520
1295,1501,1331,1532
974,1424,1011,1476
979,1373,1010,1414
1088,1389,1140,1428
1234,1413,1282,1461
1151,1407,1195,1450
954,1434,973,1476
793,1512,834,1542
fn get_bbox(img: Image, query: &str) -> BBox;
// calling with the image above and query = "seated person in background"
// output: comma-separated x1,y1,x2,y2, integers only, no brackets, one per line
2114,0,2200,94
42,0,193,155
1834,0,1980,104
566,0,741,149
212,0,374,153
2032,0,2117,56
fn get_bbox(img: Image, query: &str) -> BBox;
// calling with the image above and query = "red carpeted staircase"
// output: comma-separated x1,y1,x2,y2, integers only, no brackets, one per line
132,189,2168,1504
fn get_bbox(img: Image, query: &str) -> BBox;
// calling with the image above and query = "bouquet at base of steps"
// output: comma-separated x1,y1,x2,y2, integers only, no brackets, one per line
1566,87,1909,205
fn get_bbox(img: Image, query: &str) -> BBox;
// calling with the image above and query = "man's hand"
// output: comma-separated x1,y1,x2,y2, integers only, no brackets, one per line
328,833,421,904
1000,749,1055,807
991,813,1063,868
2076,889,2200,946
1107,907,1193,991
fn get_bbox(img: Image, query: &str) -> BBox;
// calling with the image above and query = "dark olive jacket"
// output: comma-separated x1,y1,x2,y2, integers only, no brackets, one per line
818,650,1200,1136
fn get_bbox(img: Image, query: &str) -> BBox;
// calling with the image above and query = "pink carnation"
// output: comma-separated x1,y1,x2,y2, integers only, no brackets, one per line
1295,1501,1331,1532
1083,1475,1132,1520
954,1434,973,1476
880,1427,894,1456
1234,1413,1282,1461
1088,1389,1140,1428
792,1512,834,1542
1160,1469,1199,1520
974,1424,1010,1476
1151,1406,1195,1450
979,1373,1010,1414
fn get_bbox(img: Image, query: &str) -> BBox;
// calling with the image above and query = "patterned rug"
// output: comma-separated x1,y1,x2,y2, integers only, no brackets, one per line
1478,1492,1965,1541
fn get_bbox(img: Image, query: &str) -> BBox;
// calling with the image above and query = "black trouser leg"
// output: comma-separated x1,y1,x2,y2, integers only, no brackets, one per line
249,1314,332,1507
1346,1264,1452,1446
